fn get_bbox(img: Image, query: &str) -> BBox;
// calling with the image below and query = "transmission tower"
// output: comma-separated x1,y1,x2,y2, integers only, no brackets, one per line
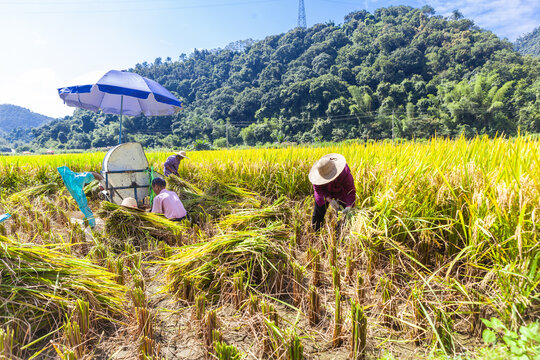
298,0,306,28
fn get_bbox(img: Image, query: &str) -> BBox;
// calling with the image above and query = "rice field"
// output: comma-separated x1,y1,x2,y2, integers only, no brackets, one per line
0,136,539,359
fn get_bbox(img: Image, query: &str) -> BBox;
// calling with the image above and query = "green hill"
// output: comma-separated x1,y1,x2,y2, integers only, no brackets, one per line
515,27,540,56
27,6,540,150
0,104,54,133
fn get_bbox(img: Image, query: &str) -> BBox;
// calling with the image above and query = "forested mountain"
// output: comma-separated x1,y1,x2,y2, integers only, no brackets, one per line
515,27,540,56
0,104,53,133
23,6,540,150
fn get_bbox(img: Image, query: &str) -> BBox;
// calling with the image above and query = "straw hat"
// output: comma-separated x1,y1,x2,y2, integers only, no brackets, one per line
308,153,347,185
175,150,189,159
121,197,138,208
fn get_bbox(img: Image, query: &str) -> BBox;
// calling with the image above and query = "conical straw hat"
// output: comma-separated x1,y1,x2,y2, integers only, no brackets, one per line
308,153,346,185
121,197,138,208
175,150,189,159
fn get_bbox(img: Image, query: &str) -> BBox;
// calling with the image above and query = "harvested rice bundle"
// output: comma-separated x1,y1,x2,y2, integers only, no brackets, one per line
205,178,259,203
83,180,102,200
167,176,260,222
218,196,291,230
98,202,191,250
0,234,126,357
162,224,292,302
166,176,204,198
8,183,61,203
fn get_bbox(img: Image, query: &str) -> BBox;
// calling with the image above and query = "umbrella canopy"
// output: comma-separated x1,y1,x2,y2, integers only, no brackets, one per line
58,70,182,143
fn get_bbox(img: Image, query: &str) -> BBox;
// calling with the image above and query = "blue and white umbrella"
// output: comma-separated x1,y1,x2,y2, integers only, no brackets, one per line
58,70,182,143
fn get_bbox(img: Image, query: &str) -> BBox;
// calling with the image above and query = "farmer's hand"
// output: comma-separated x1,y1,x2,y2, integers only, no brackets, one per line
329,199,339,210
90,171,103,181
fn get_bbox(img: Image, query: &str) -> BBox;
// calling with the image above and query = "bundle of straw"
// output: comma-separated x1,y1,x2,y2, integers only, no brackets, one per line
83,180,102,200
8,183,60,203
98,202,190,250
162,225,291,302
167,176,260,223
218,196,291,230
0,234,126,357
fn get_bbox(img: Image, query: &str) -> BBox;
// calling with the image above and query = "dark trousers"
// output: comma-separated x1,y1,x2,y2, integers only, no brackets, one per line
171,214,190,222
312,200,345,231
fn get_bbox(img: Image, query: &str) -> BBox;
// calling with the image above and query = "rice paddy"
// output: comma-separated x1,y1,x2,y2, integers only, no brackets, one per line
0,136,539,359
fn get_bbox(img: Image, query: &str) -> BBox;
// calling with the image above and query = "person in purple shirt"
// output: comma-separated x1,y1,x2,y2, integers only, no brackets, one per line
308,153,356,231
164,150,189,177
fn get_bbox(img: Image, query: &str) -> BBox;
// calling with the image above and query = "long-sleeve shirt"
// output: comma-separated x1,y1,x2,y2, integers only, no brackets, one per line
313,164,356,207
151,189,187,219
164,155,180,176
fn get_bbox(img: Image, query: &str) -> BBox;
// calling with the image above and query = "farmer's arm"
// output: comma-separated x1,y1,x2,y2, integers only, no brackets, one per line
151,196,163,214
313,184,328,207
165,164,177,175
163,157,178,176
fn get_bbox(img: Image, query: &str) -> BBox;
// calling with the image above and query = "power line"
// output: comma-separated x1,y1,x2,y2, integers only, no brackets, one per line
122,104,528,136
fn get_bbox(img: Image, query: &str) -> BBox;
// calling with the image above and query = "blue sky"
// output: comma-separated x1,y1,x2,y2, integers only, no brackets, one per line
0,0,538,119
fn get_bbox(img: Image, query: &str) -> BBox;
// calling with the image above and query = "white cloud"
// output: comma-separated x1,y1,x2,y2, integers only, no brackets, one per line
31,32,49,46
0,68,116,118
61,69,108,88
427,0,539,40
0,67,73,118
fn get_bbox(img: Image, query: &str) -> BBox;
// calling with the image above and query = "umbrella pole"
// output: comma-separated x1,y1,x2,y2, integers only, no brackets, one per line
119,95,124,144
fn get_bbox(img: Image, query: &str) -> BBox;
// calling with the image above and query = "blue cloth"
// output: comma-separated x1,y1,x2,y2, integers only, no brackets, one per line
0,213,11,223
57,166,96,228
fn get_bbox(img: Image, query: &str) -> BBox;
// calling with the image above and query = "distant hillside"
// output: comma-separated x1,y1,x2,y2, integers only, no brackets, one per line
0,104,54,133
515,27,540,56
28,6,540,150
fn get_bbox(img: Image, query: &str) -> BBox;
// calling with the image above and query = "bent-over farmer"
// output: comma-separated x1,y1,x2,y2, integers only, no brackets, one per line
151,178,188,222
309,153,356,231
164,150,189,177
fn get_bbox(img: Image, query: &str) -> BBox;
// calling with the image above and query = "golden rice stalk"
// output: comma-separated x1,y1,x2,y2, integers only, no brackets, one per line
138,335,159,359
192,293,207,338
249,293,259,316
64,319,84,359
333,288,342,348
356,272,365,303
292,262,305,306
308,248,321,287
135,307,154,340
308,285,320,326
203,310,219,356
213,339,244,360
0,327,15,359
285,327,304,360
350,300,367,360
232,271,246,309
332,266,341,291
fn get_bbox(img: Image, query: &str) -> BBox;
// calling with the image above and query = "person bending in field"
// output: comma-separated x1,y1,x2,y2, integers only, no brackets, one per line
164,150,189,177
309,153,356,231
151,178,188,222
